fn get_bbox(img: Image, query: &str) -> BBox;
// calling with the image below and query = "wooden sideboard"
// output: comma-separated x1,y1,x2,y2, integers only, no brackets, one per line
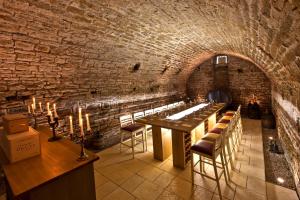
0,126,99,200
136,103,225,168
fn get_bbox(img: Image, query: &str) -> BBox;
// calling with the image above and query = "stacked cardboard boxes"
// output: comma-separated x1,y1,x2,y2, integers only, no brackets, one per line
0,114,41,163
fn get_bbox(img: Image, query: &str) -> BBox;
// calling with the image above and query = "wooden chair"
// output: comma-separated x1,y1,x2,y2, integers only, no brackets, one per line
153,107,163,114
167,104,174,109
133,111,144,120
133,112,147,151
120,114,146,158
161,105,168,111
144,109,154,116
191,133,228,200
144,109,153,136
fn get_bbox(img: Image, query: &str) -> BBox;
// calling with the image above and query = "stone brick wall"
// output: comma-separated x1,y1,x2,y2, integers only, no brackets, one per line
272,83,300,194
187,56,272,114
1,92,183,149
0,0,300,193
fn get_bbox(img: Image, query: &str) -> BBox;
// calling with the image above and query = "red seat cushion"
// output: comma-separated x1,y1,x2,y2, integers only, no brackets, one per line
219,119,230,124
191,140,214,156
121,124,144,132
209,127,224,134
224,113,234,116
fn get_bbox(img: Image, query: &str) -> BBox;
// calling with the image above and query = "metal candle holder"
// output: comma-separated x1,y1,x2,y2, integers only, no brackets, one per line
47,115,62,142
77,134,88,161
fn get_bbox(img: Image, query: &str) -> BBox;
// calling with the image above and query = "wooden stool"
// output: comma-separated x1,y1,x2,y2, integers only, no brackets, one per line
191,137,228,199
120,114,146,158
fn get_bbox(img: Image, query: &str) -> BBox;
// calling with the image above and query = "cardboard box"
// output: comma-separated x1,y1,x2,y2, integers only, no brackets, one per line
0,127,41,163
3,114,29,135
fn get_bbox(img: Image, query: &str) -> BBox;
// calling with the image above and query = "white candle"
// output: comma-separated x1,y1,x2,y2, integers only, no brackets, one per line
49,111,54,122
53,103,58,118
86,114,91,131
47,102,50,115
78,107,82,126
39,102,42,112
28,105,31,113
32,96,36,110
31,104,35,113
69,116,74,134
80,120,84,136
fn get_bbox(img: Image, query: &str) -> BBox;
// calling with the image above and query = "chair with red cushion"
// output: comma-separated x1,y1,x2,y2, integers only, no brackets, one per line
120,114,146,158
191,135,228,200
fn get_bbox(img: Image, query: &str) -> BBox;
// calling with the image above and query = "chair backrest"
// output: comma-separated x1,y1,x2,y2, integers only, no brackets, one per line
144,109,154,116
133,111,144,120
120,114,133,128
153,107,163,113
167,104,174,109
236,105,241,115
161,105,168,111
179,101,185,106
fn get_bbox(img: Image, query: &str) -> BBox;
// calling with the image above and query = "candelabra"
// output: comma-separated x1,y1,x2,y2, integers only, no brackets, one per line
77,134,88,161
47,115,62,142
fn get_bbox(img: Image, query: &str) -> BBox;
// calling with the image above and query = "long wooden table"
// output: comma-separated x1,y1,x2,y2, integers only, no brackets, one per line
136,103,225,168
0,126,99,200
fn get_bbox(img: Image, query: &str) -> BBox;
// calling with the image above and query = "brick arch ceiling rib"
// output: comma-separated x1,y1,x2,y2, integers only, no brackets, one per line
14,0,300,92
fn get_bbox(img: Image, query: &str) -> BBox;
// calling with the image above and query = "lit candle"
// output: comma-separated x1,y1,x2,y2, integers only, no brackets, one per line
31,103,35,113
78,107,82,126
32,96,36,110
39,102,42,112
86,114,91,131
80,123,84,136
49,111,54,122
47,102,50,115
28,105,31,114
53,104,58,118
69,116,74,134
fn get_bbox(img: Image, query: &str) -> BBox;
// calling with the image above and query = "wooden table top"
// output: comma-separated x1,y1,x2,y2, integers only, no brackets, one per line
0,126,99,197
136,103,225,132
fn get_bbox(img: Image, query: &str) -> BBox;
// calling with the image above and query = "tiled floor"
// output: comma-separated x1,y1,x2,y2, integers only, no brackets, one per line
1,119,298,200
93,119,299,200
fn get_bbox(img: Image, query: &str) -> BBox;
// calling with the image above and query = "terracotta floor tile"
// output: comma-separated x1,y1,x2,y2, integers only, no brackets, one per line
158,189,184,200
94,170,109,189
266,182,299,200
166,177,197,199
234,188,266,200
137,165,164,181
133,180,164,200
121,174,144,193
159,159,183,176
96,181,118,200
246,177,266,196
192,174,217,192
103,188,135,200
214,180,236,200
153,171,176,188
190,186,214,200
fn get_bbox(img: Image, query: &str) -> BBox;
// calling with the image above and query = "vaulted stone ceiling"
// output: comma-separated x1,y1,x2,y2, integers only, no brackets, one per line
0,0,300,100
